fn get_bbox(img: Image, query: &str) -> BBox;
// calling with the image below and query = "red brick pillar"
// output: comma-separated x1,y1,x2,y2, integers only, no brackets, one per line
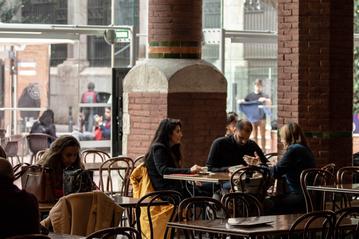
123,0,227,167
148,0,202,59
278,0,353,168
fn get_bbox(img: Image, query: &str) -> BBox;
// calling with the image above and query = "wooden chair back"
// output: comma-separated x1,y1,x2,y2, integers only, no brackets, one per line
288,210,335,239
321,163,336,175
134,155,145,167
300,168,335,212
178,196,228,221
135,190,182,239
81,149,110,163
99,156,134,196
221,192,263,217
26,133,55,164
231,165,271,201
335,207,359,238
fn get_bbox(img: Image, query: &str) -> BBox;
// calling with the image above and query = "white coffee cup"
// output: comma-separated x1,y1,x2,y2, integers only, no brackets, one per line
200,166,208,173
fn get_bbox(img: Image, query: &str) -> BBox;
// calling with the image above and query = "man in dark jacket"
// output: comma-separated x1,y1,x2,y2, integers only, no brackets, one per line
207,119,268,172
0,159,40,238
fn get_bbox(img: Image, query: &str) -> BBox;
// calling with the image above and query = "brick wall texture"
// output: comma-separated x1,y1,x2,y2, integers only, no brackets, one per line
126,92,168,158
278,0,353,168
148,0,202,58
126,92,227,167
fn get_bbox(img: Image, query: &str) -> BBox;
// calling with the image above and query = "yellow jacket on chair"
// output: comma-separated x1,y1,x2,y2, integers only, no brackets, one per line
130,163,174,239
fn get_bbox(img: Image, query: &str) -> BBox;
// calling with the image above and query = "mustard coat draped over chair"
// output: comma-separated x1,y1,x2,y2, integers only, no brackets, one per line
40,190,123,236
130,163,174,239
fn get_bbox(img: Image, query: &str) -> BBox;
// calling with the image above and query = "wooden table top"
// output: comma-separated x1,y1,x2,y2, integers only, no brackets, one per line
39,195,167,213
167,213,356,237
168,214,302,237
111,195,168,207
306,184,359,194
164,172,231,183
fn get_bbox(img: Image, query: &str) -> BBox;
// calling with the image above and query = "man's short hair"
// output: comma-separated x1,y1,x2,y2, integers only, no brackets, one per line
87,82,95,90
0,158,14,181
236,119,253,131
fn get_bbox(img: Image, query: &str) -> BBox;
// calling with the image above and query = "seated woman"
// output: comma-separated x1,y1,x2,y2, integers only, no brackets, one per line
38,135,83,199
145,118,204,197
30,109,57,140
245,122,315,214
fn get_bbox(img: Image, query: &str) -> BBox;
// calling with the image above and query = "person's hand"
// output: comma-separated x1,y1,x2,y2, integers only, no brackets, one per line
190,164,203,173
243,151,260,165
258,97,267,103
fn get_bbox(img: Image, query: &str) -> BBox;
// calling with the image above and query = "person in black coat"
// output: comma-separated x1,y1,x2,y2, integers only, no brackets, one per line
30,109,56,140
207,119,268,173
145,118,203,197
0,158,40,238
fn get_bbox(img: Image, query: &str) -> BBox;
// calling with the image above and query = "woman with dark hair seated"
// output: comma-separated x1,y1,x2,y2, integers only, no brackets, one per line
30,109,57,141
38,135,83,199
145,118,207,197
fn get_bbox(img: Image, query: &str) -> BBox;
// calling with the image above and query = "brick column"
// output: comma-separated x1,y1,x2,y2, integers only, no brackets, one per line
278,0,353,168
148,0,202,59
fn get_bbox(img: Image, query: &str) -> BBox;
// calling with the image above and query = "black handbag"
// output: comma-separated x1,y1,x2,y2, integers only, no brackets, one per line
63,167,94,195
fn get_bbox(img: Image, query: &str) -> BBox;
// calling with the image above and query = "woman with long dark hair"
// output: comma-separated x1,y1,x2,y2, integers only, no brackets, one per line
145,118,203,196
38,135,83,198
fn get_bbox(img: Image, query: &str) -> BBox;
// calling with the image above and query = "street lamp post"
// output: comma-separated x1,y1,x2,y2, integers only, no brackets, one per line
9,45,17,135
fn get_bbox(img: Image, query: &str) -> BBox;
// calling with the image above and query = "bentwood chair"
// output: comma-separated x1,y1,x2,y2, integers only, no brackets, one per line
86,227,140,239
134,155,145,167
300,168,336,212
336,166,359,208
231,165,271,202
288,210,336,239
337,166,359,185
13,162,30,180
335,207,359,238
3,135,23,165
81,149,111,163
178,197,228,239
99,156,134,197
26,133,55,164
221,192,263,217
321,163,336,175
136,190,182,239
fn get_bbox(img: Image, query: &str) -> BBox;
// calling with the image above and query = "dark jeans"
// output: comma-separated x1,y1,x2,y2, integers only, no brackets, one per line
264,192,306,215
